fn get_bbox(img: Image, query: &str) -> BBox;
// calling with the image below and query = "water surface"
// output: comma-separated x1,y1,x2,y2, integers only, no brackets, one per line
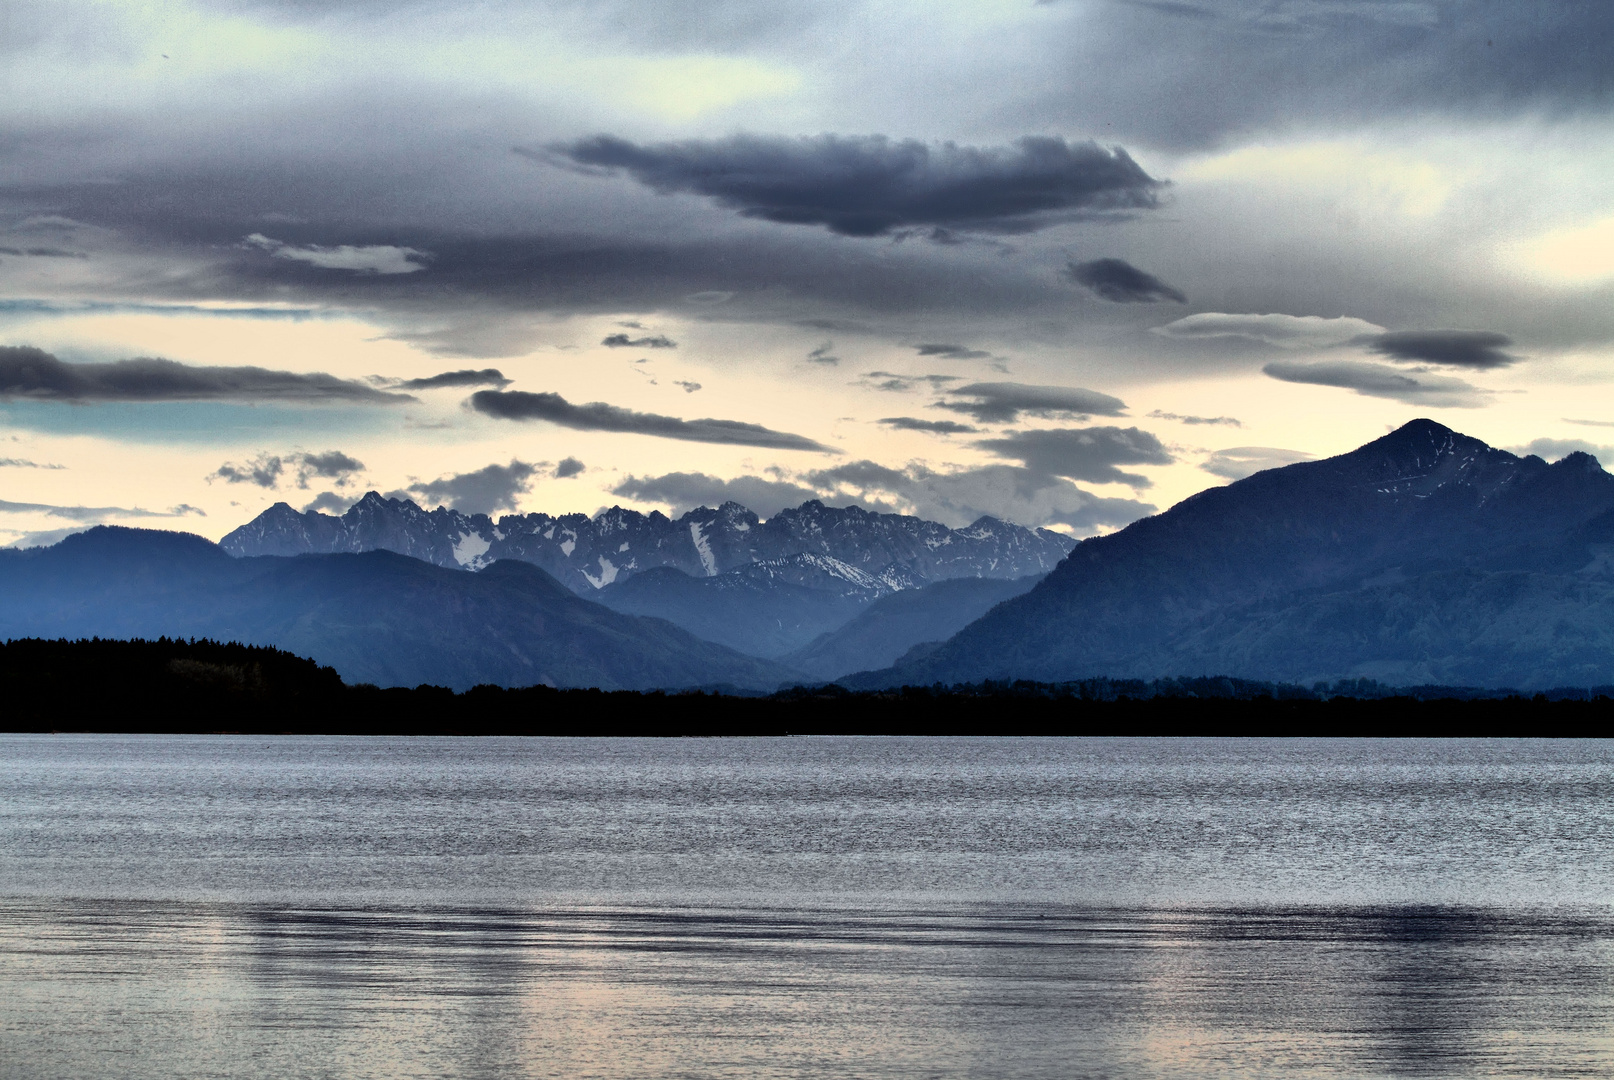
2,736,1611,1078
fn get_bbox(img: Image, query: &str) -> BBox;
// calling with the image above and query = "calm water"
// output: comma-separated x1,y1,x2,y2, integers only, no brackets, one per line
2,736,1612,1078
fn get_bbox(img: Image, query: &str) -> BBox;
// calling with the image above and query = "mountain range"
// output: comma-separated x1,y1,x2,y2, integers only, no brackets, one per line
223,495,1075,592
845,419,1614,690
221,494,1074,660
11,419,1614,692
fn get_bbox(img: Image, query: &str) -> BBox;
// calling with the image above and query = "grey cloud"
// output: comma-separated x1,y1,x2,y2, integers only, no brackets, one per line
295,450,365,488
210,449,365,489
0,246,86,258
1565,419,1614,429
611,472,823,519
878,416,978,434
395,368,512,390
1149,409,1242,427
0,498,202,522
553,456,585,478
1201,446,1315,480
673,380,702,393
862,371,962,393
302,491,355,514
210,454,284,488
802,459,1154,532
0,346,412,404
1063,258,1187,304
1263,359,1491,407
543,134,1165,237
916,343,991,359
0,457,66,468
601,333,677,348
407,460,538,516
469,390,834,452
1152,313,1385,348
1506,438,1614,466
807,342,840,365
939,382,1128,423
1365,330,1518,369
976,426,1174,488
243,233,430,274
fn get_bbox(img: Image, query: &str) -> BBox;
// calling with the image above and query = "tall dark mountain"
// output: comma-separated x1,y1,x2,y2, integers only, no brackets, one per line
0,527,796,691
845,420,1614,690
221,494,1075,594
781,573,1044,680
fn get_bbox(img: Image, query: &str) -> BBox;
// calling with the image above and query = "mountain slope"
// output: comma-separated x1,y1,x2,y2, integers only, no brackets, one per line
221,494,1075,594
0,527,797,691
782,573,1044,680
844,420,1614,689
593,553,919,658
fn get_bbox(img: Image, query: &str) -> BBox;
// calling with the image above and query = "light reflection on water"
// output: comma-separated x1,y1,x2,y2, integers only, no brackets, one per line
2,736,1613,1078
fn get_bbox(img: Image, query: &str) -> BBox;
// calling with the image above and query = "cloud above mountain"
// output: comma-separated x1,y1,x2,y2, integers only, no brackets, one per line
0,347,411,404
1263,360,1491,408
1364,330,1518,369
1201,446,1315,480
1063,258,1186,303
405,460,538,515
1152,313,1386,348
541,134,1166,236
469,389,833,451
976,426,1174,488
938,383,1128,424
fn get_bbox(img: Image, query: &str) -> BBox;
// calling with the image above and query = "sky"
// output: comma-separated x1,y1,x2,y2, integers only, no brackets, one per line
2,0,1613,546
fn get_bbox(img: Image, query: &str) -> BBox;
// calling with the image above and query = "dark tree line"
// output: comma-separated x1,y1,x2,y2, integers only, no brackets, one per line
2,637,1610,736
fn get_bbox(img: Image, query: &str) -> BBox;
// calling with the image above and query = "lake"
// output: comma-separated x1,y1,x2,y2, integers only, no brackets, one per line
2,736,1611,1078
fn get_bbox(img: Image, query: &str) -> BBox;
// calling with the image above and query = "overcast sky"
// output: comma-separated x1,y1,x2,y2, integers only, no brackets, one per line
3,0,1612,544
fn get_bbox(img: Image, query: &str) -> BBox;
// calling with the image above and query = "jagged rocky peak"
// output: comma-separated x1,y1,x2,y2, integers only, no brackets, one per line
221,492,1078,594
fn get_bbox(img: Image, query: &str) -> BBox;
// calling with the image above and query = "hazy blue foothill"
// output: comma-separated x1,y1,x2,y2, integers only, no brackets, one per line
0,529,794,691
847,419,1614,690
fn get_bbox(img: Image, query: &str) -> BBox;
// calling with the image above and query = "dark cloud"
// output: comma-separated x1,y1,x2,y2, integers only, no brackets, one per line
1200,446,1315,481
1263,359,1491,408
938,382,1128,423
611,472,823,519
295,450,365,487
0,246,86,258
469,390,834,452
1063,258,1186,303
394,368,512,390
302,491,355,515
878,416,978,434
915,343,991,359
210,453,285,488
210,449,365,489
406,460,538,516
673,380,702,393
0,346,412,404
976,426,1174,488
1365,330,1518,369
601,333,677,348
542,134,1165,236
807,342,840,365
553,456,585,478
1149,409,1242,427
0,498,203,522
0,457,65,469
861,371,962,393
